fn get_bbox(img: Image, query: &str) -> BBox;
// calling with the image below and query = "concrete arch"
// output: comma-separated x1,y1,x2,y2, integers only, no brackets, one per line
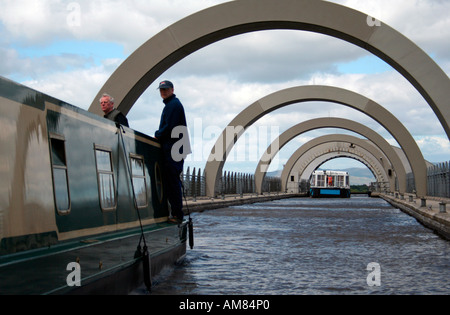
292,147,385,185
254,117,407,194
293,153,385,192
292,147,386,185
279,134,393,192
88,0,450,139
204,85,426,197
286,151,382,194
281,135,391,188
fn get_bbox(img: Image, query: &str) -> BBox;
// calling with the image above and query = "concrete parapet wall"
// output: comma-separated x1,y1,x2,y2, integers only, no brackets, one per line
183,193,305,213
375,193,450,241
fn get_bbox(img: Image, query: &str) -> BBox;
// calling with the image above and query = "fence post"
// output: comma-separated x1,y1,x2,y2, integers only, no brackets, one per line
184,167,190,197
426,161,450,199
201,168,206,197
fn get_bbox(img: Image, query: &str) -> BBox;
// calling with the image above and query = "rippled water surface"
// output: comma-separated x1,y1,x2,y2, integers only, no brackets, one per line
150,196,450,295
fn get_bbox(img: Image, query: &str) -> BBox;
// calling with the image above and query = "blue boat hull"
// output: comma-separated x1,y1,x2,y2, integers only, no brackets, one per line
310,188,351,198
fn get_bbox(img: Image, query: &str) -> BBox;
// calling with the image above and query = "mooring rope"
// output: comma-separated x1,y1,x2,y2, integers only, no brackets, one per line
118,125,152,291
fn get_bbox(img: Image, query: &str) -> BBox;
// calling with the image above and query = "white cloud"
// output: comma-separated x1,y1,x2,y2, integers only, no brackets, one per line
335,0,450,59
416,136,450,163
1,0,448,174
0,1,65,43
22,58,122,109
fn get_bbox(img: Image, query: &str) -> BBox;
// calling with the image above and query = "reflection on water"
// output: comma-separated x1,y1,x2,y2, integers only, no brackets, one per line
150,196,450,295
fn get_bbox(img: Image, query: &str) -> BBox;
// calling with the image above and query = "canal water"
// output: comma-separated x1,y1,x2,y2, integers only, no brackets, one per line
149,196,450,295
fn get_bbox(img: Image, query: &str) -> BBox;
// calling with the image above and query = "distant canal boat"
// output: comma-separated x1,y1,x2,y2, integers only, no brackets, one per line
0,76,189,294
309,170,351,198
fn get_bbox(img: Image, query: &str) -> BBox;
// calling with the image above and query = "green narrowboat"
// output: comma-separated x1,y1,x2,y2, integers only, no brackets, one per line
0,76,189,294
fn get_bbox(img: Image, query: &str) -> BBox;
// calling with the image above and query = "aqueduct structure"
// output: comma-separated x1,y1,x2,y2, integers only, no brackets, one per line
279,134,406,193
88,0,450,198
204,86,426,197
280,134,394,193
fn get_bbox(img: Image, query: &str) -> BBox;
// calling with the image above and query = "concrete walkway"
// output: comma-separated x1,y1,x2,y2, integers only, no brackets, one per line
182,193,304,213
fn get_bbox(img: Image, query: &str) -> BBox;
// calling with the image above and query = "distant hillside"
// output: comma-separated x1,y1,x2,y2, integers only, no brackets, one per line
336,167,375,185
266,170,283,177
267,167,375,185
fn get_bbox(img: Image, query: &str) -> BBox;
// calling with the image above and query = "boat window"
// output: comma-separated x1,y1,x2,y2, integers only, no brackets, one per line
96,149,113,172
317,175,325,187
95,147,116,211
130,154,148,208
337,175,345,187
49,134,70,214
327,176,334,187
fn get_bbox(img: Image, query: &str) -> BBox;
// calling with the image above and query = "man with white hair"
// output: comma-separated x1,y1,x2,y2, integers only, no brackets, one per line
100,93,129,127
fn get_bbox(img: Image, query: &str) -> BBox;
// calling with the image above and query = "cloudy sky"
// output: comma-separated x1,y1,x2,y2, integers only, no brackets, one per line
1,0,449,178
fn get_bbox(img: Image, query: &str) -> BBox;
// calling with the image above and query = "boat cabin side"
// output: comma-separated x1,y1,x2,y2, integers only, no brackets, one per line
309,170,351,198
0,77,169,255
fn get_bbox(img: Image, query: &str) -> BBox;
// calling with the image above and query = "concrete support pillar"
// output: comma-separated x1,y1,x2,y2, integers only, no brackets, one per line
421,198,427,207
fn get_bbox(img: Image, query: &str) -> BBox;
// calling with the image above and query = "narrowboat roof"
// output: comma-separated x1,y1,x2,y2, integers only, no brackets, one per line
0,75,157,144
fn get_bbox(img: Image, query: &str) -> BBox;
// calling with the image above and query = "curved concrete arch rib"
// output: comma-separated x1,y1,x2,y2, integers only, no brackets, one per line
286,151,383,194
204,85,426,197
88,0,450,139
293,146,385,184
254,118,406,194
292,145,387,186
279,134,393,193
294,153,385,193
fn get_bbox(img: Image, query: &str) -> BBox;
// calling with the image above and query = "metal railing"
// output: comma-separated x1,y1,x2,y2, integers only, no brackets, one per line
398,160,449,198
180,160,449,198
427,161,449,198
180,167,281,197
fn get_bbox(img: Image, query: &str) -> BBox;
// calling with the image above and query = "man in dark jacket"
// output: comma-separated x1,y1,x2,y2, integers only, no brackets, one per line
155,80,191,223
100,93,129,127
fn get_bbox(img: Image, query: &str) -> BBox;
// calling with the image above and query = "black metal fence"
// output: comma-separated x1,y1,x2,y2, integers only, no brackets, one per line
406,160,449,198
180,167,281,197
426,161,449,198
181,160,449,198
